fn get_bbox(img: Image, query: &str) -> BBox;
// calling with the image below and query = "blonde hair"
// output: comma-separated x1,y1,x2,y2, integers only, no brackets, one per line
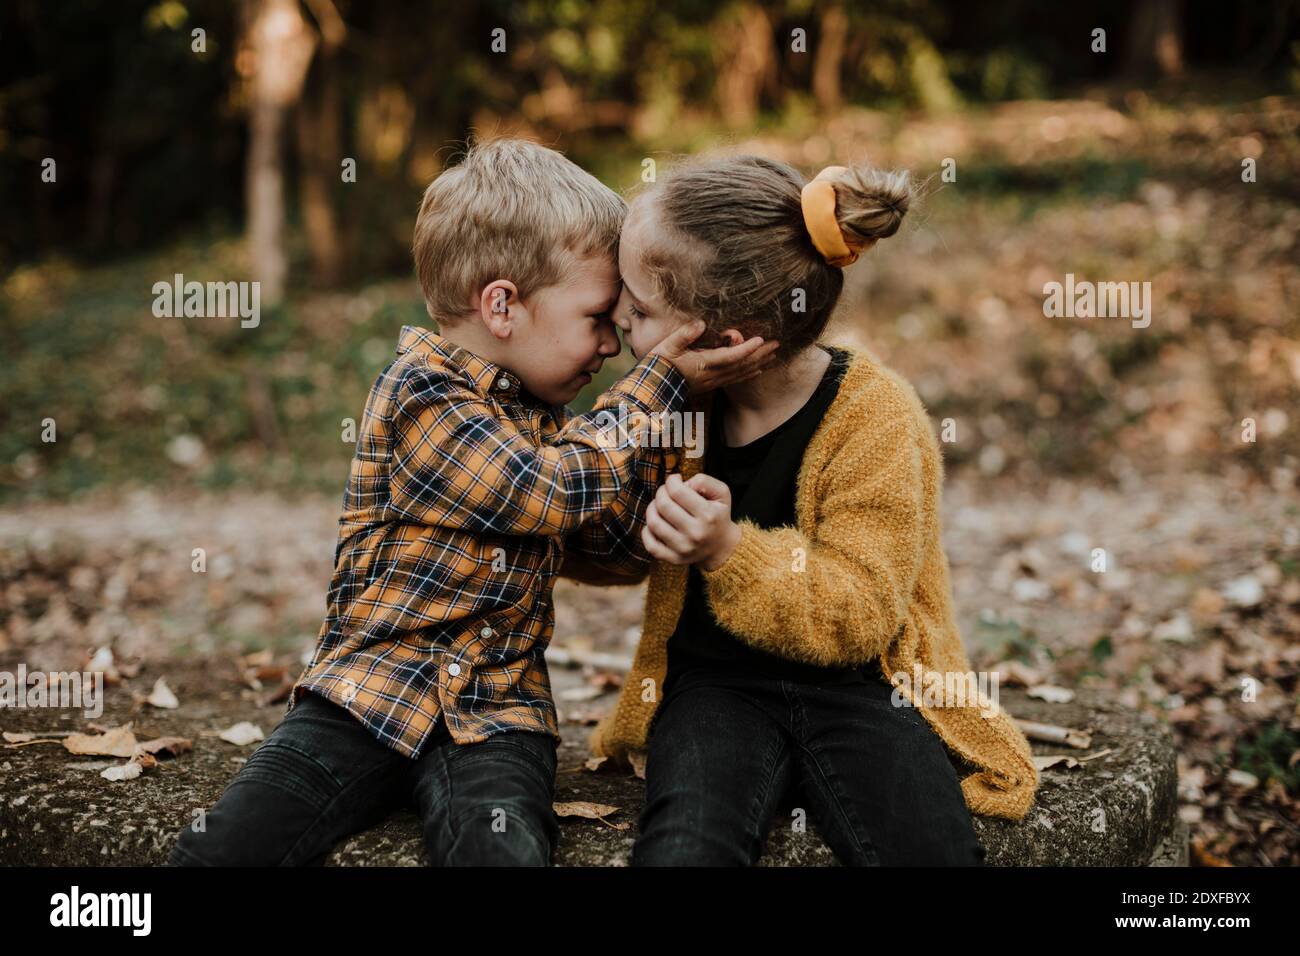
413,138,626,322
637,155,915,360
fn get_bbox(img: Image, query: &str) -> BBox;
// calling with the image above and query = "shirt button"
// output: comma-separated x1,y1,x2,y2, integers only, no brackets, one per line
480,626,494,638
447,662,461,677
497,377,511,390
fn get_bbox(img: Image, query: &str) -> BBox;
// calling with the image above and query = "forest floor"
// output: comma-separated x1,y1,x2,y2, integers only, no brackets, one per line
2,466,1297,865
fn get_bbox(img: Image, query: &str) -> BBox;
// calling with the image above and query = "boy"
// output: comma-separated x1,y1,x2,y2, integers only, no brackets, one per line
166,138,777,867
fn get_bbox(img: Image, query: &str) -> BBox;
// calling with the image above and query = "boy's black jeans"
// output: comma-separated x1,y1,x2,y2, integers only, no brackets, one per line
633,663,987,866
167,690,559,866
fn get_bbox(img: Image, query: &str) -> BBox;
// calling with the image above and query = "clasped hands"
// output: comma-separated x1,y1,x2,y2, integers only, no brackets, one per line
642,473,742,572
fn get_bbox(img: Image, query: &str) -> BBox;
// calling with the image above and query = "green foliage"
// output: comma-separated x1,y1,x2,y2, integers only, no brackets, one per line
1235,722,1300,794
5,0,1294,271
951,158,1153,206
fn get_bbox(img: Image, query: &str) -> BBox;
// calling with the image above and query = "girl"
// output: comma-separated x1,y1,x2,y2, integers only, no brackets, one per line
589,155,1039,866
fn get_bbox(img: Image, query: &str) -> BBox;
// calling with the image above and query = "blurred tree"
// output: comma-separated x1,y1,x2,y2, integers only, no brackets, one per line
812,4,848,113
241,0,316,305
296,0,347,286
1124,0,1185,79
713,3,779,128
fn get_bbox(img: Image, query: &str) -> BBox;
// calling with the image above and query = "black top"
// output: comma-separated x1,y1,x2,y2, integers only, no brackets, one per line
663,345,883,696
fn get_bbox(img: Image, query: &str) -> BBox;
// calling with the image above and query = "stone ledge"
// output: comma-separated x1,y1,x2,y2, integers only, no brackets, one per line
0,660,1183,866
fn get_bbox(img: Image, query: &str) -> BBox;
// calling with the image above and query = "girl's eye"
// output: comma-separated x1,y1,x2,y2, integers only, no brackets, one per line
626,302,645,321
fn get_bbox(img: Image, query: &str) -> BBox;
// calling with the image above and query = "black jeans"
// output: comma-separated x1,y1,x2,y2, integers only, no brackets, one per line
167,690,559,866
633,664,986,866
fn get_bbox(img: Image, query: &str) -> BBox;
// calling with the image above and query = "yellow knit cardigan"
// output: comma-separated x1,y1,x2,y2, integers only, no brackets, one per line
583,345,1040,821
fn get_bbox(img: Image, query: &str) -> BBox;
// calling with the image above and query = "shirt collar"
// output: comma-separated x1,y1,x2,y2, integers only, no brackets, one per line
396,325,525,401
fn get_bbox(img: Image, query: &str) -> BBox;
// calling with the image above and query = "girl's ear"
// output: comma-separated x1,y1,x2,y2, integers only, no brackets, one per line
719,328,745,347
479,279,520,338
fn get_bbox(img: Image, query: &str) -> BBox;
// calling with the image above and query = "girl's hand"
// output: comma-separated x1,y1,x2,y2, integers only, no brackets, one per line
649,320,779,394
642,473,742,571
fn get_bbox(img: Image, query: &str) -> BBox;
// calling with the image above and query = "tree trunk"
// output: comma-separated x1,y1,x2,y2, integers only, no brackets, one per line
243,0,317,306
714,4,776,129
812,5,848,113
1123,0,1184,79
296,49,345,286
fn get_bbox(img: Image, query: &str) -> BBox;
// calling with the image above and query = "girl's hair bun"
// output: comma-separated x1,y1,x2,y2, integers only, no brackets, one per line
829,164,913,245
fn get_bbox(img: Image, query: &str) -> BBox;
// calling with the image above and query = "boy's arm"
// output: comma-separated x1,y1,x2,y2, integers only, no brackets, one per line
554,398,675,585
389,353,687,537
557,470,659,585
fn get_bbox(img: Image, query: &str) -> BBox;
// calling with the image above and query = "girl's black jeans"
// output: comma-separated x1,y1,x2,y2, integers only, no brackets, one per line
633,664,987,866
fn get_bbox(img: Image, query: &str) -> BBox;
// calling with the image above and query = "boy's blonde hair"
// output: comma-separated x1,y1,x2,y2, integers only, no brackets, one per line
413,138,626,322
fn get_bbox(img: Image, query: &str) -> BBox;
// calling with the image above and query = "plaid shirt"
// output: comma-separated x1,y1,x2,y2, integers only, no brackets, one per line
288,325,687,758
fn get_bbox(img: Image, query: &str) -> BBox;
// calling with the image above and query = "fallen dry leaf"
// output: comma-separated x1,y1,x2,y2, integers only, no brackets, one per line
238,658,288,692
1183,642,1226,685
1152,614,1194,643
1225,769,1259,790
1034,754,1080,771
84,646,123,686
97,747,157,781
560,705,602,726
1014,718,1092,748
256,677,294,707
138,735,193,757
1190,587,1225,620
628,749,647,780
241,649,274,668
217,721,264,746
63,723,139,758
2,732,35,743
1190,839,1233,867
559,685,605,703
553,800,629,830
101,760,143,782
1027,684,1075,703
146,677,179,709
584,755,608,772
1035,748,1112,770
992,660,1042,687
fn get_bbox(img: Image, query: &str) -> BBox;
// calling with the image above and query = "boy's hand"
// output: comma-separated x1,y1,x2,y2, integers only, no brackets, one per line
642,473,742,571
650,320,779,393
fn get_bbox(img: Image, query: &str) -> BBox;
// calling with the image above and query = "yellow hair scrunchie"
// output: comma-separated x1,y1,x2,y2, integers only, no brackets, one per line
800,165,871,268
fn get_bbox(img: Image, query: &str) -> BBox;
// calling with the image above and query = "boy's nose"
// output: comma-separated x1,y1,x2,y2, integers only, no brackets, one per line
597,320,622,356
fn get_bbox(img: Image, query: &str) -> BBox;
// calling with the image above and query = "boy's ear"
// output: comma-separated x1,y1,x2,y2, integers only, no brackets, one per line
478,279,521,339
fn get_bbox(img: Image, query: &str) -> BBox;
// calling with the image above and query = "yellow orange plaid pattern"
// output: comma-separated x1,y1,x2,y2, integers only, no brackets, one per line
288,326,687,758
